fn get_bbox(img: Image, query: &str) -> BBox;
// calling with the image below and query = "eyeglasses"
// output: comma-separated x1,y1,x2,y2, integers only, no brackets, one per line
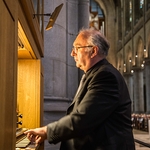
72,46,93,53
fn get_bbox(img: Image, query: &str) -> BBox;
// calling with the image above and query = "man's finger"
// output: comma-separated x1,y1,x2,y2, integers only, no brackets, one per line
24,129,33,134
36,136,42,144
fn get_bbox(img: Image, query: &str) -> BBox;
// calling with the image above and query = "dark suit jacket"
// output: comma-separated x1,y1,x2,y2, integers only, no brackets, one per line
47,59,135,150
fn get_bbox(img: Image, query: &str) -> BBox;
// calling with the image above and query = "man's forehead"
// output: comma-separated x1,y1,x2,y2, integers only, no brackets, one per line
73,35,86,46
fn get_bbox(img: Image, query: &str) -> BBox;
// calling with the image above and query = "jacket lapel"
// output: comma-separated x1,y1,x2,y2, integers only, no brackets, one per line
67,59,109,113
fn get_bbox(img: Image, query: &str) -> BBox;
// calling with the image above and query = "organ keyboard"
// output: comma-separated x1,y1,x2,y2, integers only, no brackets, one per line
16,128,40,150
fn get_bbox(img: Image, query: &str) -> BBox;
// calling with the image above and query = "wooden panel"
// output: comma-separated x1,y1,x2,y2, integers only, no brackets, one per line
3,0,16,18
17,60,42,128
0,0,17,149
18,50,33,59
40,64,44,126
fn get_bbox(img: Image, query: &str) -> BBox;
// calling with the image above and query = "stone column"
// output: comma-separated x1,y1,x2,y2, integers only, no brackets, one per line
124,73,134,112
145,59,150,113
133,67,145,113
78,0,89,30
44,0,67,98
66,0,79,99
66,0,90,100
129,76,134,112
44,1,69,149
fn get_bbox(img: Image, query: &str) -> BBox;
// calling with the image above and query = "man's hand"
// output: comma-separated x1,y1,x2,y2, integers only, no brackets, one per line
24,126,47,144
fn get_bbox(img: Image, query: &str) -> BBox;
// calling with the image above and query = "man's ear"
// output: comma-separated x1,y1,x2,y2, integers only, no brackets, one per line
91,46,98,58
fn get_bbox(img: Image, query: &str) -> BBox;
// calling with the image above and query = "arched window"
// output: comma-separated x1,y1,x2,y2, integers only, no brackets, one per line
125,0,131,33
140,0,144,9
89,0,105,34
134,0,144,24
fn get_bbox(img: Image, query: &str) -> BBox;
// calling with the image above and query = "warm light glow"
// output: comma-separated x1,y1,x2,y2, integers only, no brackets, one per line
123,62,126,72
18,21,36,59
141,64,144,68
144,47,147,58
135,53,138,57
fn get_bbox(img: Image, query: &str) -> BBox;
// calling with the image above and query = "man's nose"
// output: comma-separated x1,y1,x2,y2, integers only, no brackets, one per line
71,49,75,57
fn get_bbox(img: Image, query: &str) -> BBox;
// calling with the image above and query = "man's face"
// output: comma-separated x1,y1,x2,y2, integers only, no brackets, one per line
71,33,92,72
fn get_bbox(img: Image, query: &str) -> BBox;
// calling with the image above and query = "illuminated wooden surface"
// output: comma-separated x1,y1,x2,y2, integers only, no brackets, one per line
17,60,42,129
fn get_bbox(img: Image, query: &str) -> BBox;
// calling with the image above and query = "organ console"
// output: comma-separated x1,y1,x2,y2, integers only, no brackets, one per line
15,111,43,149
16,112,29,149
15,22,44,150
16,127,41,149
16,127,44,149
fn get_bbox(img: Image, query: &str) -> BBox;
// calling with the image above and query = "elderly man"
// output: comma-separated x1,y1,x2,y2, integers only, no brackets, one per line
25,29,135,150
